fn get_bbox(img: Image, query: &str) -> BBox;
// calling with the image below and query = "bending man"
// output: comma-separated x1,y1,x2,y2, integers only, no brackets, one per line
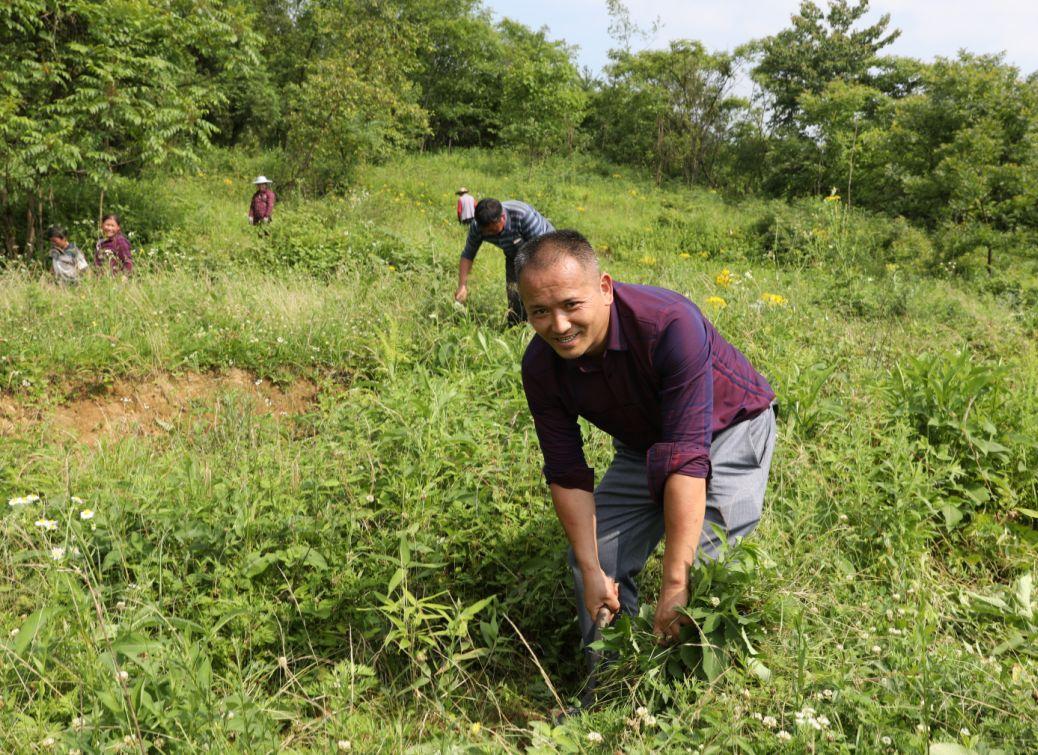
517,230,777,657
455,198,554,326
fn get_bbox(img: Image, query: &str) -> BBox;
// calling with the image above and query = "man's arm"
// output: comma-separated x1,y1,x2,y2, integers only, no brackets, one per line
456,226,481,302
549,483,620,621
645,305,714,640
455,257,473,302
654,474,706,640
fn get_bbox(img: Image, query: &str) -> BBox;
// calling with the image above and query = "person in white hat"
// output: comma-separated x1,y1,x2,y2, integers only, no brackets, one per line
456,187,475,225
249,176,277,225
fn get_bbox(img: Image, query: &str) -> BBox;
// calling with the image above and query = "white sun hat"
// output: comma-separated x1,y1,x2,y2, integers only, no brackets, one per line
253,175,272,184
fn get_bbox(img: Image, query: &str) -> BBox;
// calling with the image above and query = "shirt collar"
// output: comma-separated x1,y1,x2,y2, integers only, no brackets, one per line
603,296,627,352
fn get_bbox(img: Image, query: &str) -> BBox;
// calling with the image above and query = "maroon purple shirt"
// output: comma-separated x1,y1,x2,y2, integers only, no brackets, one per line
94,233,133,274
522,281,775,504
250,188,276,222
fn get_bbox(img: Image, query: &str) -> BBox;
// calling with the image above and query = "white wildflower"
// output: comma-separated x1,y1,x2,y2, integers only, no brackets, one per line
116,670,129,682
762,715,777,729
365,494,375,504
116,601,127,611
41,737,55,748
881,735,892,746
337,741,352,752
72,716,85,731
776,730,792,742
710,596,720,607
35,519,58,531
80,509,94,520
872,645,882,654
9,494,40,507
21,379,31,387
71,496,84,505
50,547,66,561
587,731,604,744
9,628,18,637
960,728,970,737
636,706,649,718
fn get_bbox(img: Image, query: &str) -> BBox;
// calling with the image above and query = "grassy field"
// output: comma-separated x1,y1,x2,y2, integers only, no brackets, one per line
1,149,1037,753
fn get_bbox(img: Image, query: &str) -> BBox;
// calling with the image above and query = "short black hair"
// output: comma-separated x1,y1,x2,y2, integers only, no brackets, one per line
514,229,600,281
46,225,67,240
101,213,121,225
475,198,503,227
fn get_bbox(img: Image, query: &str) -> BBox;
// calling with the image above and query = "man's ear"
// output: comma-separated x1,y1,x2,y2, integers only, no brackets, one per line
600,273,614,303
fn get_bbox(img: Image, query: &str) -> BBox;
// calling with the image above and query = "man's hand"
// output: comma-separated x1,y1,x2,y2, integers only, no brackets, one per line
454,284,468,304
653,579,690,643
582,567,620,622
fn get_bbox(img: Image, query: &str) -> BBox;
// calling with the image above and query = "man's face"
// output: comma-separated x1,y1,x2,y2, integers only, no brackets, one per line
49,236,68,250
479,213,506,237
519,254,613,359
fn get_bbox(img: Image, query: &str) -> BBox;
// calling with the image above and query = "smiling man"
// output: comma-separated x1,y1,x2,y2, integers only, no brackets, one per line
517,230,777,658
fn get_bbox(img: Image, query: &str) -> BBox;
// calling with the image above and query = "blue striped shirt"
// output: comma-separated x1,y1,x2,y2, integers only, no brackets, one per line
460,200,554,261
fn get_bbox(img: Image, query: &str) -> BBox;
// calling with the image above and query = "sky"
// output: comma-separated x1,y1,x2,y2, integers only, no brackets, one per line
480,0,1038,78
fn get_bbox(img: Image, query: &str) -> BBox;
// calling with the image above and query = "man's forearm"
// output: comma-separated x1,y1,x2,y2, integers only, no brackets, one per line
549,483,599,572
661,474,707,585
457,256,473,288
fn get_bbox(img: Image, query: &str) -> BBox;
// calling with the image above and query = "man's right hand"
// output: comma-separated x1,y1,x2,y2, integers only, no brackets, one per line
454,284,468,304
582,567,621,622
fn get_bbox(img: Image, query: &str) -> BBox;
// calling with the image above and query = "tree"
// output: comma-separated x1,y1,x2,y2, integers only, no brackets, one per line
752,0,900,131
495,20,587,157
0,0,258,255
589,41,743,185
282,0,428,192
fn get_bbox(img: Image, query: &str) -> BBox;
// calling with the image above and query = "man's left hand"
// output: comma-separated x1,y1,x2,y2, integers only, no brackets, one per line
653,581,691,643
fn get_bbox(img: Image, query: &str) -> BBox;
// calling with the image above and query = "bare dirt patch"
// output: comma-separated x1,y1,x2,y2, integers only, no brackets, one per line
0,369,318,444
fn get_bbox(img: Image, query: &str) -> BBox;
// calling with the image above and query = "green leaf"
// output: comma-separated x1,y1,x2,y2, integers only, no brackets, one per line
941,505,963,528
701,643,725,681
929,744,973,755
746,656,772,684
12,607,48,656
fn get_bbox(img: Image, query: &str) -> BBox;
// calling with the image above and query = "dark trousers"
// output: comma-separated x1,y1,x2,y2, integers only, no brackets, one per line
504,251,526,326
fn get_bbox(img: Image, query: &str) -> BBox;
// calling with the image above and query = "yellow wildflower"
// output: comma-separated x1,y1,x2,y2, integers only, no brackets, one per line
679,252,691,259
223,178,233,186
640,255,657,266
715,268,733,287
576,206,586,212
699,251,710,259
705,296,727,309
885,263,898,273
470,722,482,735
760,293,787,306
387,265,397,271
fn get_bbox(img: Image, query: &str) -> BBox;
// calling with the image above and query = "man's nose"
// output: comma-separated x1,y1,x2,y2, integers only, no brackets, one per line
551,311,569,333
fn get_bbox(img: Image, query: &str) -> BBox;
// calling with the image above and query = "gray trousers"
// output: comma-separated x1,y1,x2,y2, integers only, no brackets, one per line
569,405,777,649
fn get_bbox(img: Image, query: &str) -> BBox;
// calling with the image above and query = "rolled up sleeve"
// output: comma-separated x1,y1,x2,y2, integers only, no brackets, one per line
522,357,594,493
645,305,713,503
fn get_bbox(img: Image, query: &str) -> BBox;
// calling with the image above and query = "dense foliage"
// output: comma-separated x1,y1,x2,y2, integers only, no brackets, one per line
3,0,1038,268
1,149,1036,751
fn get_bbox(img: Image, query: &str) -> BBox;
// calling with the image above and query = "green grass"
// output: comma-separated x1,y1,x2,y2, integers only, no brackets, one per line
1,148,1036,752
